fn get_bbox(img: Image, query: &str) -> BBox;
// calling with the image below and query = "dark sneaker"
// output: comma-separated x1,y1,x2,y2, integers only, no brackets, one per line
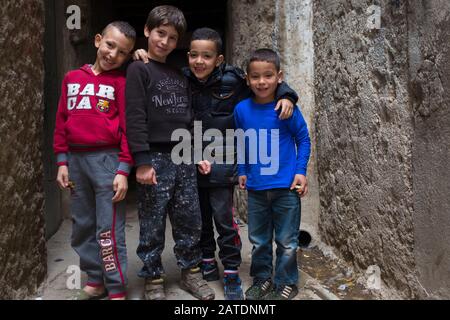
264,284,299,300
245,278,273,300
223,273,244,300
201,259,220,281
144,277,166,300
180,267,215,300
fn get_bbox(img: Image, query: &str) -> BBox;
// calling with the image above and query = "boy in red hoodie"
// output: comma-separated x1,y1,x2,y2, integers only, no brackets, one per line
53,21,136,300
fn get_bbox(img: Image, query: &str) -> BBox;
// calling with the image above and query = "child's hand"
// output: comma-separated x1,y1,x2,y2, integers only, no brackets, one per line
112,174,128,203
56,165,69,189
133,49,149,63
136,165,157,185
290,174,308,197
239,176,247,190
275,98,294,120
197,160,211,175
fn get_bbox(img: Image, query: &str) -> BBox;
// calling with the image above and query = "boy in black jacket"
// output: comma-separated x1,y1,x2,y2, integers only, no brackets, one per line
134,27,298,300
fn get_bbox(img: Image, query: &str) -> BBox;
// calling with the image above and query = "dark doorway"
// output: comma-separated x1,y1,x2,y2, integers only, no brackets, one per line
43,0,228,238
91,0,228,68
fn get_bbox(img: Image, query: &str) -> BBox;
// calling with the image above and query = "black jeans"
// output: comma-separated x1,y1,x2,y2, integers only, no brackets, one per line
198,186,242,270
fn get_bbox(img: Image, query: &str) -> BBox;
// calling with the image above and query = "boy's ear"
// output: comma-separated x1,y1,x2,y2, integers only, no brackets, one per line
245,73,250,86
215,54,225,67
277,70,284,84
94,34,102,48
144,26,150,37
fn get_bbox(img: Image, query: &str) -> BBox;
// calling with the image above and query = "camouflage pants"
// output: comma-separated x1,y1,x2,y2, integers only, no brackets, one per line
136,152,202,279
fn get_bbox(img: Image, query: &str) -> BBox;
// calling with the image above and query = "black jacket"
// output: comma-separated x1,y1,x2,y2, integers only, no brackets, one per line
183,63,299,187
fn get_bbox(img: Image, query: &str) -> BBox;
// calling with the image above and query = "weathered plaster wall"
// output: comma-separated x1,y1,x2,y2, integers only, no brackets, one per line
409,0,450,299
314,0,450,299
229,0,319,236
314,0,419,297
0,0,47,299
277,0,319,237
228,0,278,70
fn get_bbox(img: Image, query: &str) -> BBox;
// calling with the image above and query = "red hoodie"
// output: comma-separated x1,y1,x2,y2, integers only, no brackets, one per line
53,64,133,176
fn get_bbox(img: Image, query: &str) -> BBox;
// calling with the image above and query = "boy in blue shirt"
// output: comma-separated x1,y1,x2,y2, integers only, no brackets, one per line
234,48,311,300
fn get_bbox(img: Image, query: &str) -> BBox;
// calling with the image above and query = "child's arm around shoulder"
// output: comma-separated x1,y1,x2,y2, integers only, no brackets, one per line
223,65,251,104
274,81,299,120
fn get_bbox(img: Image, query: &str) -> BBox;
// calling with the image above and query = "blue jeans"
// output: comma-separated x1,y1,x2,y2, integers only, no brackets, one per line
247,189,301,286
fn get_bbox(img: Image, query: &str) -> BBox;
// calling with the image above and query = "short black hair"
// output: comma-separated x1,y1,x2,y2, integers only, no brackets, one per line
145,5,187,38
246,48,281,73
191,27,223,54
102,21,136,40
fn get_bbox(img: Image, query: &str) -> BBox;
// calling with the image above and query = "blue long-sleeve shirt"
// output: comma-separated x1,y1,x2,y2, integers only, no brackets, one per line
234,98,311,191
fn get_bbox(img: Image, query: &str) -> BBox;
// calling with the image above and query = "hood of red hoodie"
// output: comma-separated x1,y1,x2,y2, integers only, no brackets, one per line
79,64,125,77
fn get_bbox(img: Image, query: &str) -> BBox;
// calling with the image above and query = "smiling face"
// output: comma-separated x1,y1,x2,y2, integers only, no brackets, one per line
246,60,283,104
145,24,179,63
92,26,135,74
188,40,224,81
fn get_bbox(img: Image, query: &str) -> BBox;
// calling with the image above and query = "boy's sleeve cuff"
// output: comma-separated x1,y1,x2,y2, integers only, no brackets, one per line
283,95,297,104
133,151,153,167
237,168,246,177
116,162,131,176
56,153,68,166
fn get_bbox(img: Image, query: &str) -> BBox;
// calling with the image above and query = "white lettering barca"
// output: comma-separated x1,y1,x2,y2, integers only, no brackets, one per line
99,230,117,272
66,83,115,110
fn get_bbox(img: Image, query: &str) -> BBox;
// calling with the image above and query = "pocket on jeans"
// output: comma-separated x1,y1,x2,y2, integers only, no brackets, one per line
101,154,118,175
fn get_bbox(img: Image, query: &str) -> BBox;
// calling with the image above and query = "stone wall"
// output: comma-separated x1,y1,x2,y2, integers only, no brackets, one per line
276,0,319,236
314,0,450,298
314,0,418,297
409,0,450,299
0,0,47,299
228,0,278,70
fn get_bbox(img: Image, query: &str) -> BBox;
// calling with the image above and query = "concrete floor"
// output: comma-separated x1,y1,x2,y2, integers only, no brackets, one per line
37,200,323,300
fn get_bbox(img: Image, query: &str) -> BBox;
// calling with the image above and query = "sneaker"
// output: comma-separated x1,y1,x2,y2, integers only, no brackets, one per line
245,278,273,300
264,284,299,300
223,273,244,300
144,277,166,300
201,259,220,281
180,267,215,300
